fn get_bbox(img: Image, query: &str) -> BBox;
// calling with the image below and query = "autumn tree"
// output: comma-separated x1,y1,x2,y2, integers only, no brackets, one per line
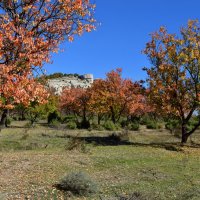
89,68,145,124
59,87,91,128
143,20,200,143
0,0,95,126
0,73,49,126
88,79,109,124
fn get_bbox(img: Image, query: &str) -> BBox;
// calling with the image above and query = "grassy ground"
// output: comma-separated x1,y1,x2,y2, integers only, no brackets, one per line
0,121,200,199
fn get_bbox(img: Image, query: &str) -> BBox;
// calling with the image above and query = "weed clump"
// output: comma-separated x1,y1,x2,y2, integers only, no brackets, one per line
65,137,89,153
128,122,140,131
66,121,77,129
55,171,98,196
103,121,120,131
146,121,158,129
117,192,148,200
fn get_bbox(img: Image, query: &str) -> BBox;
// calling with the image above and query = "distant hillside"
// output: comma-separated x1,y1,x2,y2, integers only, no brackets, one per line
43,73,94,94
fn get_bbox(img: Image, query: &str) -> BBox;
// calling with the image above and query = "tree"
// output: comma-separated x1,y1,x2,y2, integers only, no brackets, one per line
89,68,145,124
0,0,95,126
143,20,200,143
88,79,109,124
26,93,59,125
0,73,49,126
59,87,91,128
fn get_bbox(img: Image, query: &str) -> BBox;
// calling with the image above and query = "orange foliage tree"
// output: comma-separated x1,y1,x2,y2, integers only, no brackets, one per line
89,68,146,124
59,87,91,128
0,0,95,126
143,20,200,143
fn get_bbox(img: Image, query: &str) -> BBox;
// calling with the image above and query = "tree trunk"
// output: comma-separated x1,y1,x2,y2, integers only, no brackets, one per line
97,114,101,125
0,109,8,128
83,107,87,122
181,133,189,143
181,123,189,144
21,109,26,121
110,106,116,124
181,119,200,144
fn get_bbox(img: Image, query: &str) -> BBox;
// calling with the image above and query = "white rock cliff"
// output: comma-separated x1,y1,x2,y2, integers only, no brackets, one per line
47,74,93,95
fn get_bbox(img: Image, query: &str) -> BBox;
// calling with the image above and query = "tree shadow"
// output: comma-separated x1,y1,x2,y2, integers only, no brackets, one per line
77,135,133,146
64,135,200,149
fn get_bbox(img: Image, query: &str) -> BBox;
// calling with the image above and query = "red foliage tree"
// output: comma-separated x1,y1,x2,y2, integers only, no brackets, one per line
59,87,91,127
0,0,96,126
89,68,147,124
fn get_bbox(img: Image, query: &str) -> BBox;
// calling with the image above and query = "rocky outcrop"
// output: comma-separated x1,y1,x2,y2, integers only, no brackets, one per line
47,74,93,94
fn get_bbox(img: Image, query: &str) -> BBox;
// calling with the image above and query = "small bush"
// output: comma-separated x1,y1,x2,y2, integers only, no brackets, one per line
48,119,61,127
157,123,163,129
146,121,158,129
117,192,148,200
66,121,77,130
55,171,98,196
165,119,180,133
165,145,183,152
12,116,18,121
90,123,104,131
103,121,118,131
140,116,151,125
107,131,130,143
48,111,61,124
24,121,33,128
6,117,12,126
62,115,76,123
128,122,140,131
65,138,89,153
120,119,129,128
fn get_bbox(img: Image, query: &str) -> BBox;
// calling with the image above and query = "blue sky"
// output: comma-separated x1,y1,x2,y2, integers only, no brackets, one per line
44,0,200,81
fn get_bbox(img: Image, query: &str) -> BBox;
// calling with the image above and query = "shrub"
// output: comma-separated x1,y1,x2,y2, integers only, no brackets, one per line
48,110,61,124
157,123,163,129
120,119,129,128
128,122,140,131
12,116,18,121
146,121,158,129
62,115,76,123
65,138,89,153
103,121,118,131
6,117,12,126
90,123,104,131
55,171,98,196
24,121,33,128
66,121,77,130
48,119,61,127
107,131,130,143
117,192,148,200
165,119,180,133
140,115,151,125
165,145,183,152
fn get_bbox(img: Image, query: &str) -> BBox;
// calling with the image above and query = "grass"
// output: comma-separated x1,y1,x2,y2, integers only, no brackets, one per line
0,121,200,199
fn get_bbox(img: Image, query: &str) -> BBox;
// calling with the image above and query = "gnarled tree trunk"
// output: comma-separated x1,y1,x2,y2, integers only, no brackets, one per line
0,109,8,128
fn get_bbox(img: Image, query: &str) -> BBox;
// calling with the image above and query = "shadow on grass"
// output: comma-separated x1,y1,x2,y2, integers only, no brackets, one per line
61,134,200,149
76,135,133,146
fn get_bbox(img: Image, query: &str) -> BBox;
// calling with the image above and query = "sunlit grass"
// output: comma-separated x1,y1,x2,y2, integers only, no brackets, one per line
0,121,200,199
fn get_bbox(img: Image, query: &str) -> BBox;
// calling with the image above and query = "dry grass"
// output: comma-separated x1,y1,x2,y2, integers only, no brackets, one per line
0,121,200,199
